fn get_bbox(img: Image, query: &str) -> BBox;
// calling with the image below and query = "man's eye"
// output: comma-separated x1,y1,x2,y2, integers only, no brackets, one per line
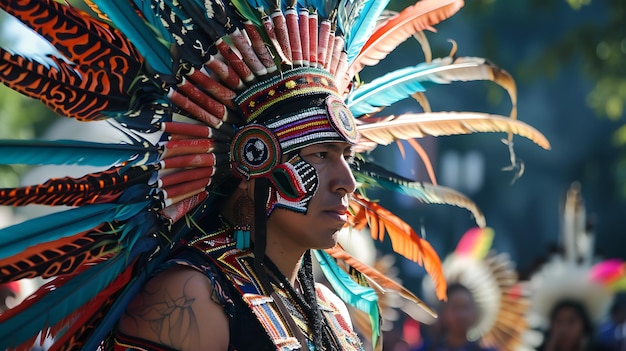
315,152,327,159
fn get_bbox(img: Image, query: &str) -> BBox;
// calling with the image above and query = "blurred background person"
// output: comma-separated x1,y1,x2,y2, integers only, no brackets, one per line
415,227,539,351
528,183,618,351
413,283,496,351
537,299,606,351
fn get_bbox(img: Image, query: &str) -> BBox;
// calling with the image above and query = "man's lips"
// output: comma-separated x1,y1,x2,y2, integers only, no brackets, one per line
325,206,348,215
324,206,349,223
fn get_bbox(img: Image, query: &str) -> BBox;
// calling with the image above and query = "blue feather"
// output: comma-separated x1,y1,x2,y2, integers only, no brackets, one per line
88,0,172,74
131,0,174,43
1,253,131,350
246,0,277,12
0,202,149,259
313,249,380,347
346,62,457,116
0,139,158,167
298,0,338,19
338,0,390,62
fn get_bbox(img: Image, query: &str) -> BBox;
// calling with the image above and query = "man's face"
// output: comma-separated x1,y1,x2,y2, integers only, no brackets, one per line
266,142,356,251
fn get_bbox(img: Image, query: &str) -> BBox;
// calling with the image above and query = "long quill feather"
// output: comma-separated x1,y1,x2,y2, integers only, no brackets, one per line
347,0,464,77
0,0,141,68
314,249,380,347
347,57,517,117
353,159,486,227
356,112,551,151
349,193,447,300
86,0,172,74
0,139,158,167
338,0,390,62
324,245,438,323
0,49,132,121
0,202,148,260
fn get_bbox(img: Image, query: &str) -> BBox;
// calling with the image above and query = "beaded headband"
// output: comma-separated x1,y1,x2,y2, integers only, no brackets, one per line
231,67,358,181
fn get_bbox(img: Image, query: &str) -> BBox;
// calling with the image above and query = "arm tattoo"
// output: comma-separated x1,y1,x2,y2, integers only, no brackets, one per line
131,274,203,349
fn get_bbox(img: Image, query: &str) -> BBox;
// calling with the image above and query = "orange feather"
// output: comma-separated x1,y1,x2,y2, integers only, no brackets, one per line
347,0,464,78
349,194,447,300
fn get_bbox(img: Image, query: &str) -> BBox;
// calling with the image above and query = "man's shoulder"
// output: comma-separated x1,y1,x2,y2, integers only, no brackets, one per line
147,265,213,292
117,265,230,351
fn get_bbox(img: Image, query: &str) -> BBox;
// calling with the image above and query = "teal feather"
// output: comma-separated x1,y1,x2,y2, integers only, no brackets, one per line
353,160,487,227
0,202,149,259
313,249,380,347
346,62,447,116
348,57,521,117
0,253,130,350
131,0,174,43
0,139,158,167
88,0,172,74
83,195,219,349
339,0,390,62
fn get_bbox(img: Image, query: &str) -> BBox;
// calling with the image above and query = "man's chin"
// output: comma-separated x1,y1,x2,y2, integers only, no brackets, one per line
313,232,339,250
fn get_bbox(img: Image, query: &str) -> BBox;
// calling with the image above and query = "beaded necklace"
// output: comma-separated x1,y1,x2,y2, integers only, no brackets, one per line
264,254,343,350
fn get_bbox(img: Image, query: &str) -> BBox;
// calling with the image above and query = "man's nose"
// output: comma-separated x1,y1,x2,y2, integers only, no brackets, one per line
332,158,357,195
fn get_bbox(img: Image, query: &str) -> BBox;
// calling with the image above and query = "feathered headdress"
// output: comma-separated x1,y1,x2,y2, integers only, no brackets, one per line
527,183,614,332
422,227,541,351
0,0,549,349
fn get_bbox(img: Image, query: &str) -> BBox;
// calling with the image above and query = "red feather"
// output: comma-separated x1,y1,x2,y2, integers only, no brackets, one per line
0,0,142,121
0,166,153,207
1,0,140,71
0,223,121,283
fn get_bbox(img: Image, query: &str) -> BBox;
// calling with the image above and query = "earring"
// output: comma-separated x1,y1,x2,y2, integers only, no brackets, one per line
233,194,254,250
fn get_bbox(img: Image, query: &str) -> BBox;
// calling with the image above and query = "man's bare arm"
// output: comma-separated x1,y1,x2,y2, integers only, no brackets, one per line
118,266,230,351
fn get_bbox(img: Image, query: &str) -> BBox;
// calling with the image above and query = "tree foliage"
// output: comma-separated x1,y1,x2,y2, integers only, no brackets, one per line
460,0,626,197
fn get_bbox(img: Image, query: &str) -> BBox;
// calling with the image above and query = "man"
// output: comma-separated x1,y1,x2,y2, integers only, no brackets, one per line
117,140,361,350
0,1,549,350
116,67,365,349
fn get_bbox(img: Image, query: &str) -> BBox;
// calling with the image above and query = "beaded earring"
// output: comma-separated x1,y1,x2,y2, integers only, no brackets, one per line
233,194,254,250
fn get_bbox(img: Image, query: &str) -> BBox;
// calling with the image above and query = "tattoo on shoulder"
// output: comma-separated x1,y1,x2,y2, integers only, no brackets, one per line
131,273,204,349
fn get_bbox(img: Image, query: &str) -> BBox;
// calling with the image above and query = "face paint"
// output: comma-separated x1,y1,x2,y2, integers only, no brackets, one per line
267,154,319,215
